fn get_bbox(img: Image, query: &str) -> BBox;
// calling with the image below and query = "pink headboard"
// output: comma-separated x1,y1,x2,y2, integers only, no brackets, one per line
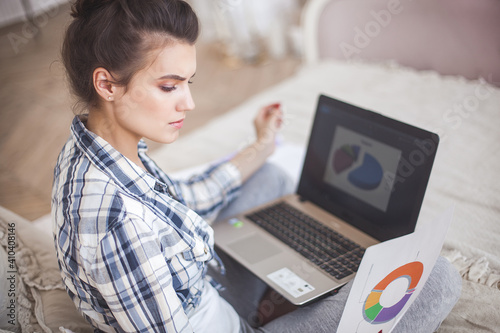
312,0,500,85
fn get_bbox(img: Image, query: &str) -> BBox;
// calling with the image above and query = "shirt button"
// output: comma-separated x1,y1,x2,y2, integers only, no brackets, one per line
204,247,208,254
154,182,166,192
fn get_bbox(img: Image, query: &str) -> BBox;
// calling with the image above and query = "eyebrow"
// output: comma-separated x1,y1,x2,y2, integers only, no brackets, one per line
158,73,196,81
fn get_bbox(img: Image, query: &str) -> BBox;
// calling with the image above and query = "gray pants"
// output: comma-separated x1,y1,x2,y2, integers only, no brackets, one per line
213,163,462,333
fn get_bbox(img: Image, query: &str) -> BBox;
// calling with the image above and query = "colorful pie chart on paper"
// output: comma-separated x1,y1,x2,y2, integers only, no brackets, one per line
363,261,424,324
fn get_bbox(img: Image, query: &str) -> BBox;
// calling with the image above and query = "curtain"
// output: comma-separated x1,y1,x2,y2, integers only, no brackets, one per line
189,0,301,62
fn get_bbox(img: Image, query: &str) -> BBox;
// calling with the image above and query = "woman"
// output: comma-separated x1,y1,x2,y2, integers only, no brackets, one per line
52,1,461,332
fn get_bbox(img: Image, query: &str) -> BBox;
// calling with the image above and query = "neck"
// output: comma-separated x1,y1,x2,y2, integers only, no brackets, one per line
85,109,146,170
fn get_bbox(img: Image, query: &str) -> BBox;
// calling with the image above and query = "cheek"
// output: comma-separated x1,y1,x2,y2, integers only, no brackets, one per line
127,84,149,106
117,87,159,120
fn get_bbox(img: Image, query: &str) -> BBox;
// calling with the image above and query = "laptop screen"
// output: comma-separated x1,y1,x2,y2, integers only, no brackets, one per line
297,95,439,242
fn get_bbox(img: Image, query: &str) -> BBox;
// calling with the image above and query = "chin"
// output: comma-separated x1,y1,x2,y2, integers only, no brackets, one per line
152,133,180,145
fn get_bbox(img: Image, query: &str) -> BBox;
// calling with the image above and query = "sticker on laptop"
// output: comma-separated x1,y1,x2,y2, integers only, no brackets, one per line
267,267,315,298
228,218,244,228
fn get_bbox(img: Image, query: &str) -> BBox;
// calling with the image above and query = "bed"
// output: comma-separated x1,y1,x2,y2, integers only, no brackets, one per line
1,0,499,332
151,1,500,331
151,64,500,332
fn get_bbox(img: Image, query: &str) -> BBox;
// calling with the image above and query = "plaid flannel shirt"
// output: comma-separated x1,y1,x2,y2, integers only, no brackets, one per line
52,116,241,332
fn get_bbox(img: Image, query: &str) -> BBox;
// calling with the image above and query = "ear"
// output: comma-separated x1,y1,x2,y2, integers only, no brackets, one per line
93,67,117,102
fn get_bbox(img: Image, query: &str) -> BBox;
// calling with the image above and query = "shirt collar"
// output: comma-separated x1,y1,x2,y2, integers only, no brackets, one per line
70,115,161,197
138,139,149,154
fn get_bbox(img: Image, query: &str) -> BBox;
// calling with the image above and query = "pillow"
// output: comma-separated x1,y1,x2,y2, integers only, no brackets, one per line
0,206,93,333
38,289,94,333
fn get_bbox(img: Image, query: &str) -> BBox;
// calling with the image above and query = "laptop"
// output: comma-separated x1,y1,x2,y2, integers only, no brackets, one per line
213,94,439,305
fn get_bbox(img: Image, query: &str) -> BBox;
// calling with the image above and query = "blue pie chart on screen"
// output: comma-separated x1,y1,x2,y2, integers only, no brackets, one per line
348,153,383,190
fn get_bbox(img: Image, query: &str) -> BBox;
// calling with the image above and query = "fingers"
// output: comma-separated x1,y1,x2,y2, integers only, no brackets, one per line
261,102,283,129
264,103,281,116
253,102,284,147
267,103,281,112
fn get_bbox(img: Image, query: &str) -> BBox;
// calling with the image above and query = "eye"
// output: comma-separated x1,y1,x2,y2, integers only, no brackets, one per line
160,85,176,92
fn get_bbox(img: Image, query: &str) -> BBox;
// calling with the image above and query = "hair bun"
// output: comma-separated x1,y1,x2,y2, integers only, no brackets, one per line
70,0,112,19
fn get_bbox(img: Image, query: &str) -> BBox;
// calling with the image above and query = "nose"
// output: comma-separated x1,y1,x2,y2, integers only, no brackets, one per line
179,86,195,112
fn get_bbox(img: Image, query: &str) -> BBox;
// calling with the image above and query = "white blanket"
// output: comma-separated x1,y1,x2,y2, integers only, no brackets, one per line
151,60,500,332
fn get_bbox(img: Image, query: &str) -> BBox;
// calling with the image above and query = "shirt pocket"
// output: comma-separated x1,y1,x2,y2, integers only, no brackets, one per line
182,237,212,263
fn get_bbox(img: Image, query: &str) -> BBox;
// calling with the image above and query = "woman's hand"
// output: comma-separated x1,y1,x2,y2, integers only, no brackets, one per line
230,102,284,183
253,103,284,157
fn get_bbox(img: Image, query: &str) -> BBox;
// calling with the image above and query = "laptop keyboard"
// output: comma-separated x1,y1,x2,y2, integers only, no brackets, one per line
245,201,365,280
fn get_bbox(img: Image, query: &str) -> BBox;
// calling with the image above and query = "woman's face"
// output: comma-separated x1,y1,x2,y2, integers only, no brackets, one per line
112,41,196,144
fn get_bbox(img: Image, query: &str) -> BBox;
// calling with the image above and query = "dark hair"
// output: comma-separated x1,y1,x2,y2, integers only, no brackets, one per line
62,0,199,111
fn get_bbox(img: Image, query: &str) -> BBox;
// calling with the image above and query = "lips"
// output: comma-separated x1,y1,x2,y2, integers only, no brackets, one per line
169,118,184,129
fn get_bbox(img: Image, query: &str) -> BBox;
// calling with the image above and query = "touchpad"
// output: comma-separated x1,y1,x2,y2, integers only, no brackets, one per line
228,234,282,265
